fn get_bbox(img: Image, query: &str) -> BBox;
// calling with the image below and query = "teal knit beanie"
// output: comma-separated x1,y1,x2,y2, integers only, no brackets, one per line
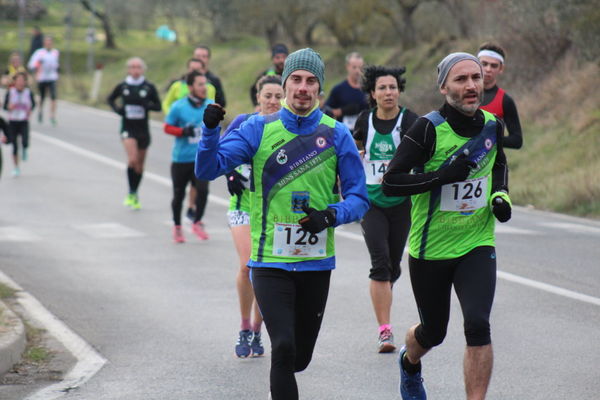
281,48,325,89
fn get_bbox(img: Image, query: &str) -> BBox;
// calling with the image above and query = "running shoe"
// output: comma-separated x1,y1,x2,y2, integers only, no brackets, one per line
22,148,28,161
130,195,141,210
250,331,264,357
192,221,209,240
378,328,397,353
186,207,195,222
12,167,20,177
235,330,252,358
123,193,135,207
399,346,426,400
173,225,185,243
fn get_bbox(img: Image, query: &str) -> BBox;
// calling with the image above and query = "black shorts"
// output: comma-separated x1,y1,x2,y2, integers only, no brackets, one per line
120,129,151,150
38,81,57,100
360,199,411,282
6,121,29,155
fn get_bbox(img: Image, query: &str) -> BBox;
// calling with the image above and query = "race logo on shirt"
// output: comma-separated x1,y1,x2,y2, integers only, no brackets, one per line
139,89,147,98
375,141,393,153
277,149,288,165
485,138,493,150
315,136,327,148
291,191,310,213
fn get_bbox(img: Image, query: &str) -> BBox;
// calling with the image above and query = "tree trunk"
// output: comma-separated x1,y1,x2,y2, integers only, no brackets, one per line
80,0,117,49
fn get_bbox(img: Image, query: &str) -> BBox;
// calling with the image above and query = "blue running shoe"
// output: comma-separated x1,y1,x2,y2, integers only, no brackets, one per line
250,331,264,357
235,330,252,358
399,346,426,399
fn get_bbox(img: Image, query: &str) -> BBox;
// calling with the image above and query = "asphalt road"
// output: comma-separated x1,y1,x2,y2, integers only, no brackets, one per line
0,100,599,399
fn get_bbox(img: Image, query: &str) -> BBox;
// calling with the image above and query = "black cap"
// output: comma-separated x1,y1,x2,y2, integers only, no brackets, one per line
271,43,289,57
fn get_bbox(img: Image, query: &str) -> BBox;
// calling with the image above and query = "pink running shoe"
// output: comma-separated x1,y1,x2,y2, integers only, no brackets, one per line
192,221,209,240
173,225,185,243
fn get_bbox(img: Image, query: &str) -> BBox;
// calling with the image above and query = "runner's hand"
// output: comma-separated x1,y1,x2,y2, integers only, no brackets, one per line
203,104,225,129
492,196,511,223
299,205,336,234
182,125,196,137
226,170,248,196
439,153,477,184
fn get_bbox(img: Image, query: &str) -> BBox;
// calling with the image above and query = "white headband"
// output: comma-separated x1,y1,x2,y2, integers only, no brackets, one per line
477,50,504,64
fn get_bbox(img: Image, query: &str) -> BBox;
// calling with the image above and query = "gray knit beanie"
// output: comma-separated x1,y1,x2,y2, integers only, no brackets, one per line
437,52,482,88
281,48,325,89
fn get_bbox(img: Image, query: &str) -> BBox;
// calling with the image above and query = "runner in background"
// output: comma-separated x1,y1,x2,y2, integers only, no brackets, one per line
107,57,161,210
353,65,418,353
28,36,59,125
223,75,284,358
478,42,523,149
193,45,226,107
325,52,369,130
1,52,28,87
3,72,36,177
249,43,288,108
164,71,212,243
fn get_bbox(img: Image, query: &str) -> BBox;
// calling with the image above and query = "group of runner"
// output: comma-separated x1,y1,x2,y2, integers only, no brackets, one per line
192,42,521,400
0,34,61,178
4,37,522,399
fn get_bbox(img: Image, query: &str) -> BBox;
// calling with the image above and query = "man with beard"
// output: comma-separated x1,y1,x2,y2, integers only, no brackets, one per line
249,43,289,107
382,52,511,400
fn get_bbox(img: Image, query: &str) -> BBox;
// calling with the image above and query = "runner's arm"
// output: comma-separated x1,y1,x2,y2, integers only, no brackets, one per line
501,94,523,149
492,119,509,192
106,84,123,115
146,84,162,112
382,118,443,196
329,124,370,225
195,115,263,180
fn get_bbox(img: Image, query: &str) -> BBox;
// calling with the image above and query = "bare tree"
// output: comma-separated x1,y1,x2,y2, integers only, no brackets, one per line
373,0,421,49
80,0,117,49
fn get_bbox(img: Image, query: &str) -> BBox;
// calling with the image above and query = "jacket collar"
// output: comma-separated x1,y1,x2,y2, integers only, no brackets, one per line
279,101,323,135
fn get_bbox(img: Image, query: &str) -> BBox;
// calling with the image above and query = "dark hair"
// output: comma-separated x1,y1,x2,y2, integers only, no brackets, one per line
185,70,205,86
478,42,506,61
13,71,28,82
187,58,205,69
256,75,282,93
194,45,211,58
362,65,407,107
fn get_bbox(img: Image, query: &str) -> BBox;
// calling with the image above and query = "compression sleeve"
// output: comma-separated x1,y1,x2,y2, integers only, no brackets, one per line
501,94,523,149
328,123,370,226
195,116,264,180
164,123,183,137
382,117,443,196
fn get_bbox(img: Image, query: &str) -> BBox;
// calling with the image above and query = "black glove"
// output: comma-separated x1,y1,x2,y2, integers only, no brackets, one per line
492,196,512,223
203,104,225,129
438,153,477,184
182,125,196,137
225,170,248,196
298,205,336,234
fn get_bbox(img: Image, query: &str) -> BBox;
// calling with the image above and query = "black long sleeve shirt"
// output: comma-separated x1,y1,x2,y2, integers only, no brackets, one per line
382,102,508,196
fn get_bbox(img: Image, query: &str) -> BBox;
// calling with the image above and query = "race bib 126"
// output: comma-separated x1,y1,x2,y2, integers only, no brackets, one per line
272,223,327,257
440,176,488,212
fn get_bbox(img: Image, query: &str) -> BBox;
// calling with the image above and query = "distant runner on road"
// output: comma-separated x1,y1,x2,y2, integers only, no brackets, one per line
196,48,369,400
27,36,59,125
107,57,161,210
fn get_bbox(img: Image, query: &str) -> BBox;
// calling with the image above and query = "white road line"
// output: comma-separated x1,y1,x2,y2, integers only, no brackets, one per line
497,271,600,306
31,131,600,309
539,222,600,235
73,222,145,238
494,225,539,235
0,271,107,400
0,226,40,242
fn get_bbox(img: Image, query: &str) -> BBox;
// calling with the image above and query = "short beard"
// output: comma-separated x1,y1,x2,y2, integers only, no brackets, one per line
446,91,481,116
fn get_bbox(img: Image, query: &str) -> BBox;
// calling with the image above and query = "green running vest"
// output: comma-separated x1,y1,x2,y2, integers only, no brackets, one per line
409,109,498,260
362,108,407,208
250,113,339,263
